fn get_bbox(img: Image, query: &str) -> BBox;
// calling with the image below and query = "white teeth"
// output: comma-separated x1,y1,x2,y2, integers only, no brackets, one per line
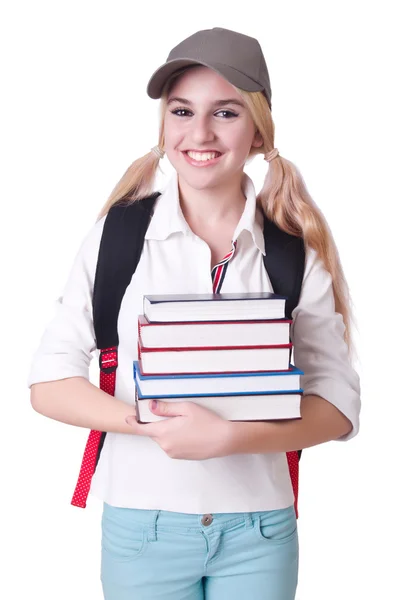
186,151,220,161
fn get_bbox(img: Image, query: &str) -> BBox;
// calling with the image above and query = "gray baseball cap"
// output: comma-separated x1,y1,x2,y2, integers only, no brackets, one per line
146,27,272,110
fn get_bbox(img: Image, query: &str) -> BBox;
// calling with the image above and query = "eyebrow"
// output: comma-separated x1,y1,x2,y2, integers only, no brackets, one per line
167,96,246,109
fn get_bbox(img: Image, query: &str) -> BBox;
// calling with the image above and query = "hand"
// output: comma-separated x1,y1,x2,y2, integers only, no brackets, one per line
125,400,233,460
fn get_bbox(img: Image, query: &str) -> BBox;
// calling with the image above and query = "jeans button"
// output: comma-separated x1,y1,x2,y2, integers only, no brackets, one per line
201,514,213,526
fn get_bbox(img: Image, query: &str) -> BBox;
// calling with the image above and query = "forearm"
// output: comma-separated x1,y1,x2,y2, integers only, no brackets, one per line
30,376,135,434
226,394,353,455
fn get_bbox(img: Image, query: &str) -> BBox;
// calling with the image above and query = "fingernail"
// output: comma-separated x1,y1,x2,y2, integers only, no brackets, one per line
151,400,158,410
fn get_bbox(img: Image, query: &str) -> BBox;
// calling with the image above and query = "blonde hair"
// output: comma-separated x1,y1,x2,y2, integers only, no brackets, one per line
97,68,356,354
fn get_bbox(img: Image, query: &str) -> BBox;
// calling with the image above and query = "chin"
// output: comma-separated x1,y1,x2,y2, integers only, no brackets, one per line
179,170,227,190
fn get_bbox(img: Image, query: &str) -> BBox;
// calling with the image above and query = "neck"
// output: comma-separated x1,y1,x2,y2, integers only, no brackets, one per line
177,172,247,230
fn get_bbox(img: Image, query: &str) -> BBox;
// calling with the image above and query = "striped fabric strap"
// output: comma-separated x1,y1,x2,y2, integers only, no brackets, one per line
212,241,237,293
287,452,299,518
70,347,118,508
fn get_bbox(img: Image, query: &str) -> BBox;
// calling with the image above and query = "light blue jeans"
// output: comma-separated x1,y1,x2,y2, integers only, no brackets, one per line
100,502,299,599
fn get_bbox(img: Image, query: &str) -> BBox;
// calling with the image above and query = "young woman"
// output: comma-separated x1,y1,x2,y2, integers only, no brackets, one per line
28,27,361,600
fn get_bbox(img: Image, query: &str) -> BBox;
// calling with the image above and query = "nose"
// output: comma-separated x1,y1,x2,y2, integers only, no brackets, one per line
190,114,216,145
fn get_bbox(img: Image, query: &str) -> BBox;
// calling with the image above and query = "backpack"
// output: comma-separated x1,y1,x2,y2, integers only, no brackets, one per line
70,192,306,516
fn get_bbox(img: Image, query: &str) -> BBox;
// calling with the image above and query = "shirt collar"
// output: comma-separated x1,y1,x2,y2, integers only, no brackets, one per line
145,169,189,240
145,169,266,256
233,171,266,256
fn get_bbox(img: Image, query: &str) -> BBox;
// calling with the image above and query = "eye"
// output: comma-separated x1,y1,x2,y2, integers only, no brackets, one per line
215,110,238,119
170,108,239,119
171,108,193,117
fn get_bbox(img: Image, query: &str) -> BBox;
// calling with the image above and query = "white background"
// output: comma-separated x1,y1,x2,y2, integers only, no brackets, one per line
1,1,396,598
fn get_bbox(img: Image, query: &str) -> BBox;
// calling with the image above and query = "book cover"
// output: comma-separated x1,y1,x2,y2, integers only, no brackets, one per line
133,361,303,398
138,314,292,348
144,292,287,304
138,337,292,371
138,340,293,353
143,292,287,323
134,360,303,380
135,390,302,423
138,314,293,326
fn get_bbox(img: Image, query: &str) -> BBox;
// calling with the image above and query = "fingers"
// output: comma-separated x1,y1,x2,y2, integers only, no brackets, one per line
125,400,193,438
149,399,190,417
125,415,154,436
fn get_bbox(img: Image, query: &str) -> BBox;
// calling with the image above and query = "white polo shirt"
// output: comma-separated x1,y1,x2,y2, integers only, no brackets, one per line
27,169,361,513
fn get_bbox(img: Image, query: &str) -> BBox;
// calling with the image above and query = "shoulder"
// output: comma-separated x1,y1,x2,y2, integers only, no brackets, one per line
303,245,323,276
66,215,108,288
295,245,335,315
79,214,107,260
83,214,107,244
302,246,331,285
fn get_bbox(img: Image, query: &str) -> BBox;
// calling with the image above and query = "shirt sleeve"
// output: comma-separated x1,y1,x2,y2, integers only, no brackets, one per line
290,246,361,441
27,216,107,388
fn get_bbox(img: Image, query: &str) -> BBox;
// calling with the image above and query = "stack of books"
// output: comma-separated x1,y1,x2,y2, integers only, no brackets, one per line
133,292,304,423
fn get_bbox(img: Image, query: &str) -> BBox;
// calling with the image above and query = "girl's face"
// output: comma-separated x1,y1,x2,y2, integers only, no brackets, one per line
163,66,263,190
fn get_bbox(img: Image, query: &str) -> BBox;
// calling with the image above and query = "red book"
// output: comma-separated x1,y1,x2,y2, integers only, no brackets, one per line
138,315,292,349
137,337,292,375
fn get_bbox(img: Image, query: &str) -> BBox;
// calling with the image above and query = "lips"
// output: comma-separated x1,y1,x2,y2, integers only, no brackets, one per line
183,150,223,156
182,150,224,167
183,149,223,153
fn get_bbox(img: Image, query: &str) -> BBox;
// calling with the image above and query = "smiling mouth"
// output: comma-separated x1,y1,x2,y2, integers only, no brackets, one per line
183,150,223,162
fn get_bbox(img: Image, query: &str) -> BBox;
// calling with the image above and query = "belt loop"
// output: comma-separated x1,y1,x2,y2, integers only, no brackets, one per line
244,513,253,529
147,510,160,542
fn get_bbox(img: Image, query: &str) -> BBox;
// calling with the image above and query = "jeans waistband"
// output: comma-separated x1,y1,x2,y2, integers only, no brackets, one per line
102,502,295,540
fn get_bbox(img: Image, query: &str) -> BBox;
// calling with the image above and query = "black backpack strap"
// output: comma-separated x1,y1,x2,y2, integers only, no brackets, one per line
93,193,161,349
71,193,161,508
262,215,305,320
262,214,306,462
92,193,160,469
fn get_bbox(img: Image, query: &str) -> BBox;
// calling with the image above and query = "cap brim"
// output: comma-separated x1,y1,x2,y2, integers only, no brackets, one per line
146,58,265,99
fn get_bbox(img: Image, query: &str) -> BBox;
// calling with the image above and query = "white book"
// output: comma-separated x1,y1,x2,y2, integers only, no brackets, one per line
138,341,292,374
143,292,287,323
138,315,291,348
135,392,302,423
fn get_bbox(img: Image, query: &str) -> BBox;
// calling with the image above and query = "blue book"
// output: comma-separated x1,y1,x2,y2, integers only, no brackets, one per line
133,361,303,399
143,292,287,322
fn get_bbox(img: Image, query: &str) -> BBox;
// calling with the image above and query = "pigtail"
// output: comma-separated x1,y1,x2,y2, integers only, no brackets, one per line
239,89,356,355
96,142,165,221
261,154,355,352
